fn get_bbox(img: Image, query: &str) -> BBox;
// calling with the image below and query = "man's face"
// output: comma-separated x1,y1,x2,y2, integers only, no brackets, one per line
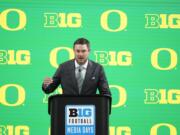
74,44,90,64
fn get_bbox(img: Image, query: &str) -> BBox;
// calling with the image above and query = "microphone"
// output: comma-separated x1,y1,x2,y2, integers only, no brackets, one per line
78,66,83,72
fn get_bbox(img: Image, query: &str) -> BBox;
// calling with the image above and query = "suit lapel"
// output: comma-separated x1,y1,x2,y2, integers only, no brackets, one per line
81,60,94,93
69,59,79,94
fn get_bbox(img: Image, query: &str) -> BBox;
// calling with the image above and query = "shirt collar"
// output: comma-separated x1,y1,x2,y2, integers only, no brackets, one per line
75,59,88,69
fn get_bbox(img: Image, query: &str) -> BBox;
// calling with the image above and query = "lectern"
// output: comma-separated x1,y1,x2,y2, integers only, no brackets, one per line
48,95,111,135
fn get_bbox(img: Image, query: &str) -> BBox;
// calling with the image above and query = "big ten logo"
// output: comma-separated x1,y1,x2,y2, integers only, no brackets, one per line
101,10,128,32
145,14,180,29
0,125,29,135
0,50,31,65
144,89,180,104
94,51,132,66
0,84,26,106
150,123,177,135
68,106,93,118
110,126,131,135
151,48,178,70
50,47,74,68
0,9,26,31
44,12,81,28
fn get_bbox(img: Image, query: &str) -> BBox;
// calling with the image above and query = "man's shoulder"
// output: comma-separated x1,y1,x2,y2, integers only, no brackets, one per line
59,59,74,67
89,60,102,67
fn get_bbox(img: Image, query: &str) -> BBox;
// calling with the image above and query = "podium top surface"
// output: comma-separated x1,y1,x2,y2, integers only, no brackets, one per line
48,94,112,103
48,94,112,115
49,94,111,99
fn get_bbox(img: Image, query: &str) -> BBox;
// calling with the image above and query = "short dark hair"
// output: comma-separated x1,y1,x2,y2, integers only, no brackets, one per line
73,38,90,49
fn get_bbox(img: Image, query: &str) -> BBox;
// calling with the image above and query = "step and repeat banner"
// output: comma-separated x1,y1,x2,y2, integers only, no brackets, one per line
0,0,179,135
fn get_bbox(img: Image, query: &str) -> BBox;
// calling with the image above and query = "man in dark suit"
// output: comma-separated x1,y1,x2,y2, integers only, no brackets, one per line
42,38,111,97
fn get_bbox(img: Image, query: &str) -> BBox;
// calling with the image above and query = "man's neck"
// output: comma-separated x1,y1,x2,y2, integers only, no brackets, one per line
76,60,87,65
75,59,88,68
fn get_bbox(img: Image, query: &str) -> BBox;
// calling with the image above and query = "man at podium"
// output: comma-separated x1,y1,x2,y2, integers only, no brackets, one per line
42,38,111,97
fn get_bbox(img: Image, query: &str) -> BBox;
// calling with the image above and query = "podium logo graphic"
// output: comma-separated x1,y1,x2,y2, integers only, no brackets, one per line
65,105,95,135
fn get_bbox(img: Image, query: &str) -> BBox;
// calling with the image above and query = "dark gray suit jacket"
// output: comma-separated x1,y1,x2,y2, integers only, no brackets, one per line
42,59,111,97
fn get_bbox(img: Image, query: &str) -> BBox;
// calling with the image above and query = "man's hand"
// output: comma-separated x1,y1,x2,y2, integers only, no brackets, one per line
43,77,53,88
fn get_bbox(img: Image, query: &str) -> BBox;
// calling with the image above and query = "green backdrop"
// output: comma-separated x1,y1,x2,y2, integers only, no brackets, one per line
0,0,179,135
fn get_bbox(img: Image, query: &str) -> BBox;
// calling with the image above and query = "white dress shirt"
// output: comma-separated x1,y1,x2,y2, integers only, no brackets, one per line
75,60,88,80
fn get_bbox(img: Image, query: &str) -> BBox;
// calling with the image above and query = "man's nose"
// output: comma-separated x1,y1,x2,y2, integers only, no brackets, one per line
78,52,83,56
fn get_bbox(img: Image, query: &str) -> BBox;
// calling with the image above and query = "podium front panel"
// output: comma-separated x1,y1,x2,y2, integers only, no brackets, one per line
48,95,110,135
